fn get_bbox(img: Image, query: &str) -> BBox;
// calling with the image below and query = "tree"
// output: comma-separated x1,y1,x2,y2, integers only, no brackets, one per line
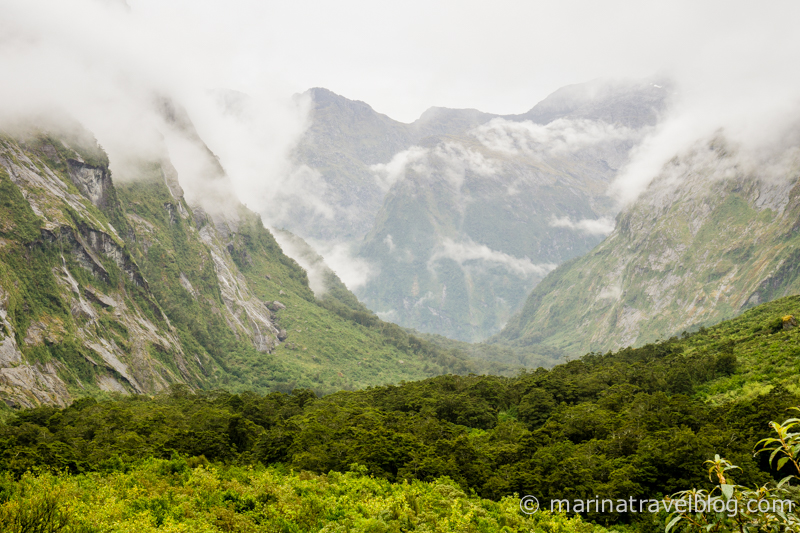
666,408,800,532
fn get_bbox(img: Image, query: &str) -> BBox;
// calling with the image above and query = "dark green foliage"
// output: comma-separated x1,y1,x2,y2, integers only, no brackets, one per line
2,303,799,527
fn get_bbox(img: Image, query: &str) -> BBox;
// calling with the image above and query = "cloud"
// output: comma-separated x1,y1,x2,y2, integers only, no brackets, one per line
383,234,395,252
189,90,316,220
609,119,800,207
306,240,375,291
598,284,623,300
549,215,616,236
472,118,637,157
429,238,556,278
271,230,376,296
432,142,499,187
369,146,429,190
5,0,800,252
0,0,309,220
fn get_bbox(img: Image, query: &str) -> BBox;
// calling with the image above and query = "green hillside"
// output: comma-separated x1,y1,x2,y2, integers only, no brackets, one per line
0,123,506,407
1,294,799,530
493,136,800,359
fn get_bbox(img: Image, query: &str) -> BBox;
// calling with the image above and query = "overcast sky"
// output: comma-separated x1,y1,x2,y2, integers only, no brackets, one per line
2,0,799,216
130,0,800,122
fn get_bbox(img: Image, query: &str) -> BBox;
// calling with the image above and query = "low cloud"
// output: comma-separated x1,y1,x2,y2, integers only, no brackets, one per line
609,125,800,209
429,238,555,278
0,0,309,223
549,215,616,236
307,240,375,291
383,234,395,252
369,146,428,190
472,118,637,157
270,230,333,297
371,142,499,192
432,142,499,187
598,284,623,300
271,230,376,296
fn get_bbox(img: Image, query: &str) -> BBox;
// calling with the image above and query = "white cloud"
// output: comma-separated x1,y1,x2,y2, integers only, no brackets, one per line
308,240,375,291
473,118,636,157
371,141,499,192
598,284,623,300
0,0,309,220
429,238,555,278
549,215,616,236
271,230,329,297
124,0,800,127
383,234,395,252
369,146,428,190
609,121,800,208
547,215,615,235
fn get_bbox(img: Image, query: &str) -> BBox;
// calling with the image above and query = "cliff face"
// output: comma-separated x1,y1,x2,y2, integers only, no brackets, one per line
0,117,504,407
0,131,201,406
492,136,800,357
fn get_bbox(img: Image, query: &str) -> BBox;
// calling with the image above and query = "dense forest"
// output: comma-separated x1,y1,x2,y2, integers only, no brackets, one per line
0,295,799,531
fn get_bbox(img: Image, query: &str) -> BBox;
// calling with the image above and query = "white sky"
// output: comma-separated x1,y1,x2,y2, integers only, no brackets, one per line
2,0,799,217
129,0,800,122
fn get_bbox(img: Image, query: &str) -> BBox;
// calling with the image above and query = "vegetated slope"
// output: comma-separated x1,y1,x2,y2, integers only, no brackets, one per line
493,134,800,358
287,80,669,343
2,295,799,529
0,120,506,408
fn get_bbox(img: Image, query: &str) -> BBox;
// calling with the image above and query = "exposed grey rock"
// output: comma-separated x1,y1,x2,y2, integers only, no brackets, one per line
268,301,286,311
84,286,117,308
66,159,113,208
199,224,282,353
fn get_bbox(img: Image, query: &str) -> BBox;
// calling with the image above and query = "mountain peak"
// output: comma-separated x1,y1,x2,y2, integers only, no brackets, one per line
304,87,380,115
516,78,671,128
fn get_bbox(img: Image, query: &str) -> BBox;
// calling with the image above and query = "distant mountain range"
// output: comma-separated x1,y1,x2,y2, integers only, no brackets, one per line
284,79,671,342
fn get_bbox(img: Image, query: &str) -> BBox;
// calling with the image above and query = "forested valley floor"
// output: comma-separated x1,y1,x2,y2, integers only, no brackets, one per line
1,296,800,532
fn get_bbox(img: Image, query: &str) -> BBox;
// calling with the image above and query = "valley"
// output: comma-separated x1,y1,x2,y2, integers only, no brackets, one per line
284,80,669,342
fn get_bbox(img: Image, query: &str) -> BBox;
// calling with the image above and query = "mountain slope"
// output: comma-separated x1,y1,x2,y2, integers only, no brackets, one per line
351,80,669,342
286,88,502,243
4,293,799,529
0,118,508,407
493,134,800,357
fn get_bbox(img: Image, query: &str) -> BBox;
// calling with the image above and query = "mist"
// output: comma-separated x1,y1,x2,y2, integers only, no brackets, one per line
0,0,309,220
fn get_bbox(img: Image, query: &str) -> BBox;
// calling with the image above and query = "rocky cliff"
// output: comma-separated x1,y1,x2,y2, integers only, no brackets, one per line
492,134,800,357
0,118,501,407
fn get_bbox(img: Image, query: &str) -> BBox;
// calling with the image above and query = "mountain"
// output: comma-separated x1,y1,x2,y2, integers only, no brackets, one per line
285,80,668,246
0,114,507,408
285,88,499,243
513,78,669,127
350,80,669,343
492,133,800,357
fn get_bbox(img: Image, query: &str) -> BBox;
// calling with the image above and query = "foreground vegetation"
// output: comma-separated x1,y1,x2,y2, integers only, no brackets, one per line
1,295,800,531
0,461,605,533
